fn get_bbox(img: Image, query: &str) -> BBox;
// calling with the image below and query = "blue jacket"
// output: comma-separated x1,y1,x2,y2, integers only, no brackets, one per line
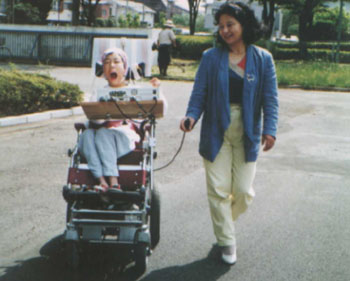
186,45,278,162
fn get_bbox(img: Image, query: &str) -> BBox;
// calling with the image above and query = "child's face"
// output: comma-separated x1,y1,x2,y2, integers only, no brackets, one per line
103,53,125,87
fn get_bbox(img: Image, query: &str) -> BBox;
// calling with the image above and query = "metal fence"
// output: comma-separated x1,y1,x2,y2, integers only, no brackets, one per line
0,24,151,66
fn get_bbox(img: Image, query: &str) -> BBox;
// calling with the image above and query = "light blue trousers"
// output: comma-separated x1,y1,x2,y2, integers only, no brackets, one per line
78,128,134,179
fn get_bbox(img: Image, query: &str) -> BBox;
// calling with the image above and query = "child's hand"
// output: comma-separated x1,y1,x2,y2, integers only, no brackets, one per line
150,77,161,88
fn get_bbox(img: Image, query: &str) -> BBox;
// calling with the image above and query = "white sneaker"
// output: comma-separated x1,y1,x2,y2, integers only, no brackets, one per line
221,246,237,265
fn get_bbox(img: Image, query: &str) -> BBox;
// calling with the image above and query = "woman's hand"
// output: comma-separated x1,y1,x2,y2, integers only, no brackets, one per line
180,117,195,132
261,134,275,151
150,77,161,87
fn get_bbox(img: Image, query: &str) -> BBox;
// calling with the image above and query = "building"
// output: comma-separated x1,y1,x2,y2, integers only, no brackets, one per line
96,0,156,27
47,0,73,25
133,0,189,20
47,0,157,27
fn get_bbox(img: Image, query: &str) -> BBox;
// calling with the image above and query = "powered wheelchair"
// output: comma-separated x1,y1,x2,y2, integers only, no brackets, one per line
62,96,164,274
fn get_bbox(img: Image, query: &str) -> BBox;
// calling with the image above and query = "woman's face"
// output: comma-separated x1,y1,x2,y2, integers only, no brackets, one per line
103,52,125,87
218,14,244,49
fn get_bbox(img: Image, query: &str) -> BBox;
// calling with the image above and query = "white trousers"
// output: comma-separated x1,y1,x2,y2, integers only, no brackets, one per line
203,105,257,247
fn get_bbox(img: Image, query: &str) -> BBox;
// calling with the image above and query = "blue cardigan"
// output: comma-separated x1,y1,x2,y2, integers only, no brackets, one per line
186,45,278,162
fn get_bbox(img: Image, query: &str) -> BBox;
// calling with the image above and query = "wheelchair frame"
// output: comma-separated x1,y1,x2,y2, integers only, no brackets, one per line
62,114,160,273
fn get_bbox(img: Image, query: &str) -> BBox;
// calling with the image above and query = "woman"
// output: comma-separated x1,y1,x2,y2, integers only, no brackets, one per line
157,19,176,76
79,48,160,192
180,2,278,265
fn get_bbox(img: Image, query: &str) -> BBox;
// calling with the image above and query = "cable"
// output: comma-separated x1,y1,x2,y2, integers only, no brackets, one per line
111,96,188,172
133,97,158,117
111,99,143,124
153,131,186,172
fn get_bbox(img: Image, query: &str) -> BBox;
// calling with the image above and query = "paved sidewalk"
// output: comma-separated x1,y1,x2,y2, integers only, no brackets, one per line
0,74,349,280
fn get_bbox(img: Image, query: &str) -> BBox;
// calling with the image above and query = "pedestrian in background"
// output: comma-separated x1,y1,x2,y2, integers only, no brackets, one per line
180,1,278,265
157,19,176,76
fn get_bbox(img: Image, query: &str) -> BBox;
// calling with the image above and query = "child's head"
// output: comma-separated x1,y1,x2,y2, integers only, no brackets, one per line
102,48,128,87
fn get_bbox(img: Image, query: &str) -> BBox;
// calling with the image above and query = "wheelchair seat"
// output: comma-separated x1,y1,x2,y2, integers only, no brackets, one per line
67,121,150,190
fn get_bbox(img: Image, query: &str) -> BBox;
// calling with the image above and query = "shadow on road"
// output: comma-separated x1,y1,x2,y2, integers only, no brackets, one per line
0,234,141,281
0,238,230,281
138,245,231,281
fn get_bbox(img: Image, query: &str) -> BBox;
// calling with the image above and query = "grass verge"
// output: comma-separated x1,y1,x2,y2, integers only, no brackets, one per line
152,59,350,91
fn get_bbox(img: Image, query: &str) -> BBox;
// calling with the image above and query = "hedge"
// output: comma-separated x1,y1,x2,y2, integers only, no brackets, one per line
274,41,350,51
173,35,350,63
174,35,214,60
174,36,271,59
274,47,350,63
0,68,83,117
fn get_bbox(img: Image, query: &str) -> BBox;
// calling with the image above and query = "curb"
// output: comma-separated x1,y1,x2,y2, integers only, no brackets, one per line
278,85,350,92
0,106,84,127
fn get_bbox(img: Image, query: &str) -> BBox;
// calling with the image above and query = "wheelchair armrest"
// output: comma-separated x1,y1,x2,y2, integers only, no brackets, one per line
74,122,86,132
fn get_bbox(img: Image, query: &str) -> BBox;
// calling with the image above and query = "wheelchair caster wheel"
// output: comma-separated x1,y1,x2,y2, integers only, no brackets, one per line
134,243,148,274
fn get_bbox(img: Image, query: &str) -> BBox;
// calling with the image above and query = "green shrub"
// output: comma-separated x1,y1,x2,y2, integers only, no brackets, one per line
174,35,215,59
107,17,117,27
0,69,83,117
95,18,107,27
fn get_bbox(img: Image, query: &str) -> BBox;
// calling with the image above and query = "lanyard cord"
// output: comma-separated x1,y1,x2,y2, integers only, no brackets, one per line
153,131,186,172
111,97,187,171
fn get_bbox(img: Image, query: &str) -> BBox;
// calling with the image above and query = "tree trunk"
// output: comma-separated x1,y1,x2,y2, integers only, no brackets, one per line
262,0,275,39
189,11,198,35
298,0,314,59
268,0,275,37
72,0,80,26
262,0,268,24
188,0,200,35
189,2,195,35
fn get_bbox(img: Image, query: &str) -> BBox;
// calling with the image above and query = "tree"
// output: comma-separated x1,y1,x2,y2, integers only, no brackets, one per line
80,0,101,26
13,2,41,24
188,0,201,35
22,0,53,24
7,0,53,24
277,0,328,58
311,5,350,40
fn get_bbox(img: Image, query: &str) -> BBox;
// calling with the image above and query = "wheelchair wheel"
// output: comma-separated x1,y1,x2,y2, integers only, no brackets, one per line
134,243,148,274
150,185,160,249
65,241,79,270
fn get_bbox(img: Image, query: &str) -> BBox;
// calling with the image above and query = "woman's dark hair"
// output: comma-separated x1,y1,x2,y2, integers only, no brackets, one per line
214,1,264,47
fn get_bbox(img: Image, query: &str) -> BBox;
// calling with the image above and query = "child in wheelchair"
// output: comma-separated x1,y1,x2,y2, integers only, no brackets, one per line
78,47,160,192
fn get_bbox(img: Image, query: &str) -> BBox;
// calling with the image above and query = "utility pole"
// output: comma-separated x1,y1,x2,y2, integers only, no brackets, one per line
336,0,344,63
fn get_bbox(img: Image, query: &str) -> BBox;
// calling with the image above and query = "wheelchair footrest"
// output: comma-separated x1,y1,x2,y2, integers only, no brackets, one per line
63,187,144,204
